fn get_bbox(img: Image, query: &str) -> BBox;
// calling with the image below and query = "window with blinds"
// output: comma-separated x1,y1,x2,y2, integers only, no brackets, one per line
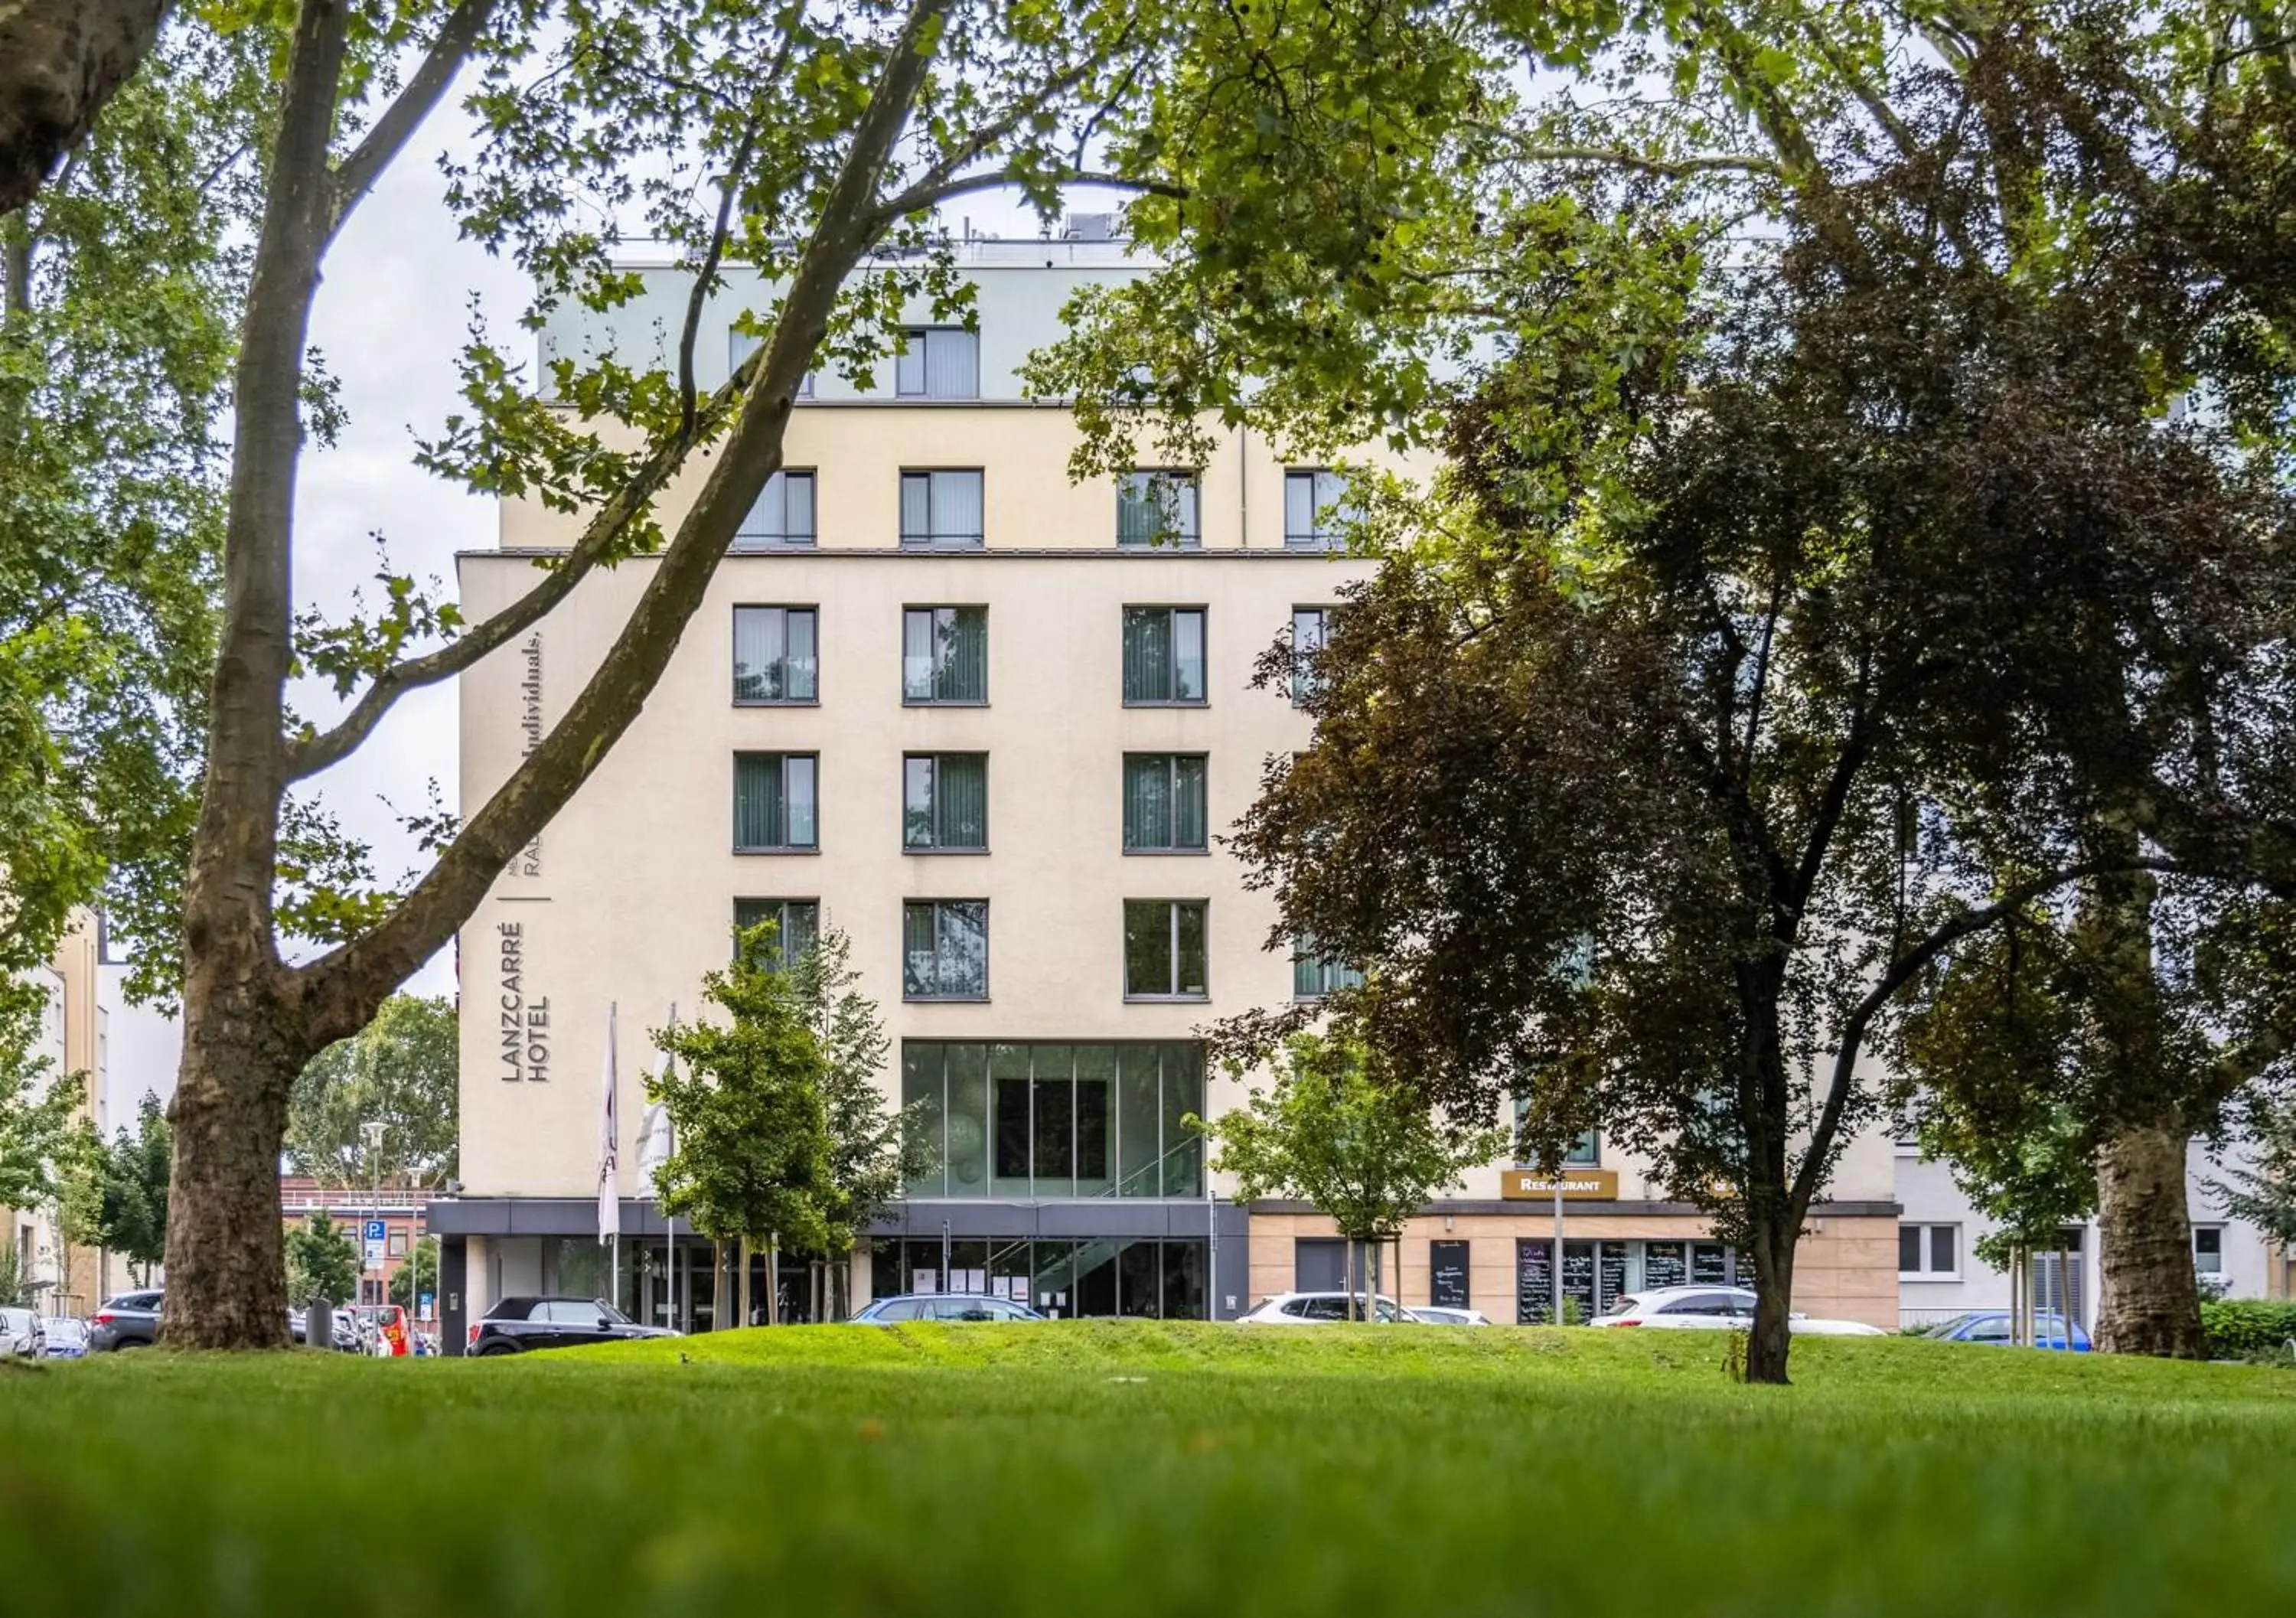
732,899,819,966
732,753,818,850
894,326,980,398
1120,608,1205,705
1124,900,1208,1000
904,754,988,850
1291,936,1365,1000
731,606,817,703
1117,471,1200,548
1123,754,1208,852
899,469,984,547
1283,468,1360,550
733,471,817,548
902,606,987,703
903,899,988,1000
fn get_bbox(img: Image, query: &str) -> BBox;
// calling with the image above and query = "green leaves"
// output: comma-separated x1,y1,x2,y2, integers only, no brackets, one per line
285,994,460,1189
284,1210,361,1309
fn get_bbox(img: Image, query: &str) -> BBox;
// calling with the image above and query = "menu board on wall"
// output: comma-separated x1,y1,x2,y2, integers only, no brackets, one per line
1597,1242,1629,1315
1515,1238,1553,1323
1643,1241,1687,1291
1430,1241,1470,1310
1692,1242,1730,1285
1560,1241,1597,1320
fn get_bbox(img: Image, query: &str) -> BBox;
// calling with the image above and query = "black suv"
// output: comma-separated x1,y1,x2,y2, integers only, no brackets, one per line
88,1289,165,1352
468,1297,677,1355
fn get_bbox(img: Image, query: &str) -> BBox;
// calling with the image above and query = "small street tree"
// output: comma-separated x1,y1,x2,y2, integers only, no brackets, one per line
93,1093,171,1286
650,924,834,1329
1192,1032,1503,1321
386,1235,439,1312
283,1209,359,1309
787,925,925,1321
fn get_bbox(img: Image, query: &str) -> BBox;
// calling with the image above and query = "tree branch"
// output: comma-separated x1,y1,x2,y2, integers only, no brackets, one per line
862,56,1107,229
875,165,1187,224
327,0,501,232
1491,139,1787,183
680,110,764,432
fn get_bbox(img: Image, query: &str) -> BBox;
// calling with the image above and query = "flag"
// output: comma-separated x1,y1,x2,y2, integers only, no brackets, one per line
598,1000,619,1245
638,1003,677,1196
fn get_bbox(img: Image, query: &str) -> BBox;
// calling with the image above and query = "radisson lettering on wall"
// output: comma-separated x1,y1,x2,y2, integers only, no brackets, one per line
497,920,549,1081
511,632,543,879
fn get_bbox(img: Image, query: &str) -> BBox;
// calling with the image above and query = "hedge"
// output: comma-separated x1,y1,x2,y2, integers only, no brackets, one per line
2200,1300,2296,1359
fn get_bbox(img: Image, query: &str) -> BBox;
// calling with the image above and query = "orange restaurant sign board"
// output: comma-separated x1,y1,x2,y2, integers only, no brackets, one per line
1499,1168,1621,1202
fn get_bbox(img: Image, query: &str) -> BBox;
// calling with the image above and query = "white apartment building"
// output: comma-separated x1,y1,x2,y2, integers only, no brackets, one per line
430,237,1903,1346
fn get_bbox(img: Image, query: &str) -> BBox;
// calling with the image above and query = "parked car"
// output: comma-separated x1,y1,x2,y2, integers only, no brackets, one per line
1922,1310,2091,1351
1592,1285,1890,1336
1238,1292,1420,1324
39,1318,88,1359
850,1293,1048,1323
288,1307,364,1352
1407,1306,1492,1326
468,1297,680,1355
87,1289,164,1352
2,1306,43,1356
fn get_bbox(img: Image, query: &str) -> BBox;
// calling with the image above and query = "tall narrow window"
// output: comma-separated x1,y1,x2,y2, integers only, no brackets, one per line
1117,471,1200,548
894,327,980,398
903,900,988,1000
1123,754,1208,852
732,899,819,966
1290,608,1329,704
899,469,985,547
1283,468,1359,550
1291,935,1365,1000
902,606,988,703
1124,900,1208,1000
1121,608,1206,704
904,754,989,850
731,607,817,703
732,753,818,850
735,471,817,548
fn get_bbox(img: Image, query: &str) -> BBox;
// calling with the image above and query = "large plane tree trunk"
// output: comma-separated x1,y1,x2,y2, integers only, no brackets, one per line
0,0,171,214
2094,1120,2206,1358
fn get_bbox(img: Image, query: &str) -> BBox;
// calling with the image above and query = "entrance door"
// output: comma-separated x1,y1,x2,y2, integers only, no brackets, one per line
1296,1238,1349,1292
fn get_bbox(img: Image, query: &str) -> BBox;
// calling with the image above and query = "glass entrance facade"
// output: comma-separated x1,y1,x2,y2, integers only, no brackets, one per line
901,1041,1204,1199
869,1236,1206,1320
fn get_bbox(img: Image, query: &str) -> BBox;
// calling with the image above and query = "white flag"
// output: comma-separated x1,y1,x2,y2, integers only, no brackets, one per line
597,1001,619,1245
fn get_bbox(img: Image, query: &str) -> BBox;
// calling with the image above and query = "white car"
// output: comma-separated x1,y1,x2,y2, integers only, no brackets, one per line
1,1306,43,1356
1590,1285,1887,1336
1238,1292,1418,1324
1407,1306,1492,1326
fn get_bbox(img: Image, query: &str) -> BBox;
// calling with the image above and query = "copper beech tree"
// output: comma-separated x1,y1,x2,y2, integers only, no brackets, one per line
110,0,1502,1346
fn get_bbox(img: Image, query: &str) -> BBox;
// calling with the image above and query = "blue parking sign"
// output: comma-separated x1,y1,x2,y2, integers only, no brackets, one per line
364,1218,387,1243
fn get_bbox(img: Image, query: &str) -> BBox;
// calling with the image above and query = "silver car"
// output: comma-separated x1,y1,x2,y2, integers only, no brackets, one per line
1238,1292,1418,1323
1,1305,44,1356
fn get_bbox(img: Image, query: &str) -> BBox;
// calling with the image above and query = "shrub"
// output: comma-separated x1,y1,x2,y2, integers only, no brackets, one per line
2200,1300,2296,1359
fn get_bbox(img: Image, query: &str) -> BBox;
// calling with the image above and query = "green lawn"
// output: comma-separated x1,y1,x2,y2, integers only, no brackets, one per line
5,1324,2294,1616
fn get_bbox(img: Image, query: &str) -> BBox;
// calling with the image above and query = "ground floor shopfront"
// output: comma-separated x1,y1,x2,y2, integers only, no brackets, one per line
1247,1204,1903,1329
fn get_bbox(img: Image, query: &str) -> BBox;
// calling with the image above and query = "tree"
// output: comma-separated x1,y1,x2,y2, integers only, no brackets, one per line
0,1237,23,1308
650,923,835,1329
0,0,174,214
386,1234,438,1311
89,0,1496,1349
1192,1032,1504,1320
0,990,82,1215
95,1093,171,1284
285,994,458,1189
283,1209,359,1309
787,925,925,1320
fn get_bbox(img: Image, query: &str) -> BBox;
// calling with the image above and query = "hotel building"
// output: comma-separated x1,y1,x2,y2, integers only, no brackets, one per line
429,234,1903,1347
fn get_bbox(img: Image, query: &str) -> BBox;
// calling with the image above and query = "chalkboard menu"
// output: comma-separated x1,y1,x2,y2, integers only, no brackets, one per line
1515,1238,1553,1323
1691,1241,1730,1284
1430,1241,1470,1310
1560,1241,1597,1320
1643,1241,1687,1291
1597,1241,1629,1314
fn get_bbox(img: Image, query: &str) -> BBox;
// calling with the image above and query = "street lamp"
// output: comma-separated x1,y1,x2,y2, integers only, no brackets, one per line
360,1121,386,1311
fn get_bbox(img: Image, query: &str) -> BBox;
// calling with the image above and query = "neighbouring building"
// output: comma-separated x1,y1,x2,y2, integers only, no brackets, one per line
430,230,1903,1348
5,911,109,1317
279,1176,431,1310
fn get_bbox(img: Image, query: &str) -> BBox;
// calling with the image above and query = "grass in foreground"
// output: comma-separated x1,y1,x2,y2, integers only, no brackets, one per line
4,1323,2294,1616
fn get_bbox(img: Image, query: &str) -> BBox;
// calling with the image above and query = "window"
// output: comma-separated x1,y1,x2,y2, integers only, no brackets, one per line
904,754,988,850
1509,1100,1599,1167
898,1041,1203,1199
1899,1223,1959,1279
731,607,817,702
1124,900,1208,1000
386,1232,408,1258
1123,754,1208,852
1291,608,1329,704
733,899,819,964
735,471,817,548
1117,471,1200,547
732,752,818,850
899,469,984,547
903,900,987,1000
895,326,980,398
1292,935,1364,1000
727,328,814,397
902,606,987,703
2194,1226,2224,1275
1283,468,1360,550
1121,608,1206,704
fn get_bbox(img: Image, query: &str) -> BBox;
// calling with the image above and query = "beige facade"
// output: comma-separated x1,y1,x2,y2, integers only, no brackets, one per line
6,910,109,1316
440,249,1898,1336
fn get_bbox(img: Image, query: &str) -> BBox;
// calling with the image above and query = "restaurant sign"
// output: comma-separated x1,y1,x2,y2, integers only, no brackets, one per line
1499,1168,1619,1201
